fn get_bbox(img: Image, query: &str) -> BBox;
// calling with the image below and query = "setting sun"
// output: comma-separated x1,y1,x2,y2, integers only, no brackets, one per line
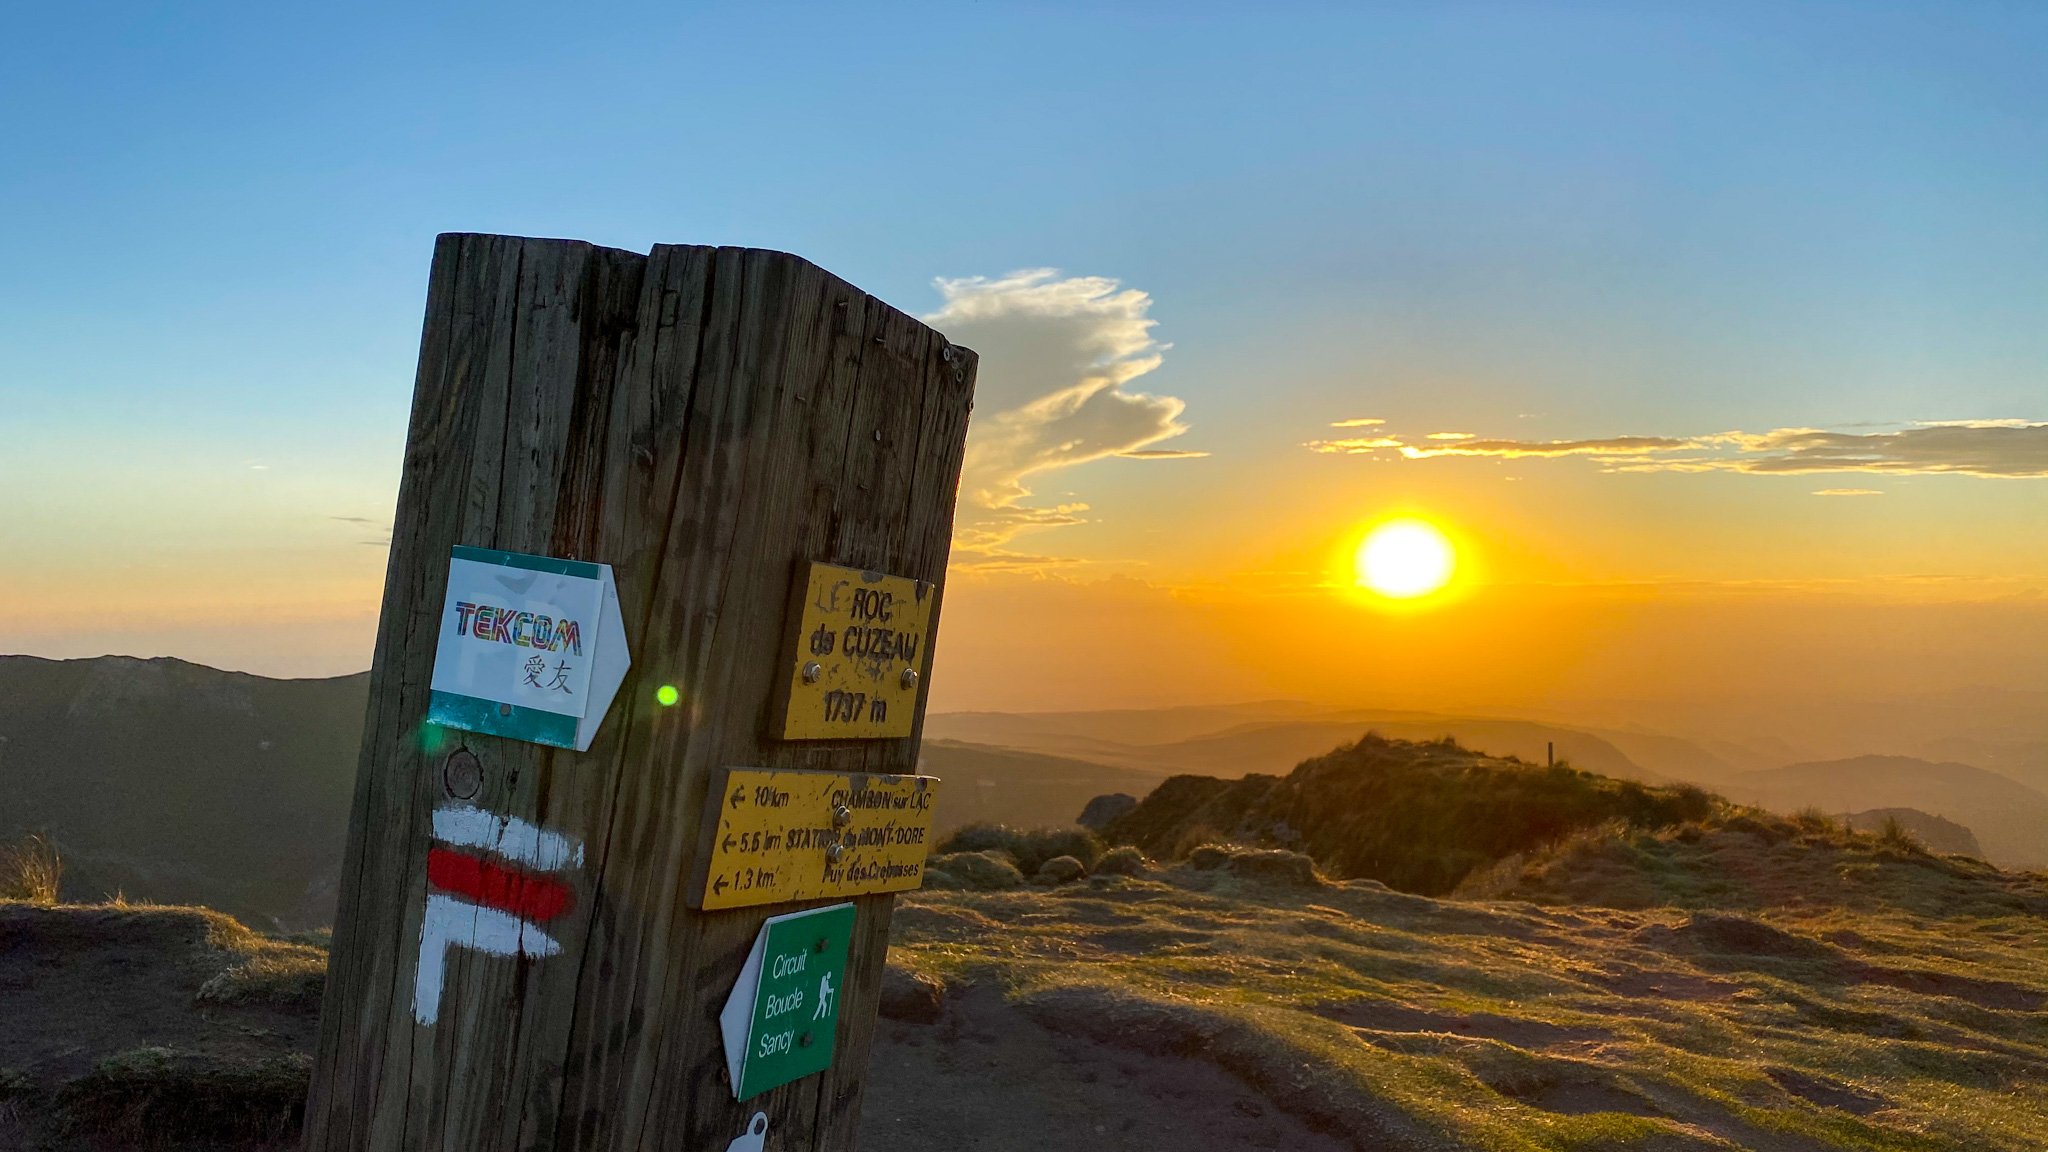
1354,519,1457,599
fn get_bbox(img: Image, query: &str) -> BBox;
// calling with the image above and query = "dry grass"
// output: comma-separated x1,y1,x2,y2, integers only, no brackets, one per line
891,847,2048,1152
56,1047,309,1144
0,833,63,904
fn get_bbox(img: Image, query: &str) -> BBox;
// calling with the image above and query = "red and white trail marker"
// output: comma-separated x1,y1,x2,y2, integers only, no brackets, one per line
413,804,584,1025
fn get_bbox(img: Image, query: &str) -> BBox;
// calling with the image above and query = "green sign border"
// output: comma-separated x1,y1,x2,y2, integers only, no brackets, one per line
731,902,856,1101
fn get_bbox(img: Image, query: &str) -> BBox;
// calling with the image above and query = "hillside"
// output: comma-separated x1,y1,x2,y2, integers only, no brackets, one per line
927,705,1729,784
10,838,2046,1151
0,656,365,928
1104,734,1712,895
1844,809,1982,858
917,740,1172,833
1726,755,2048,870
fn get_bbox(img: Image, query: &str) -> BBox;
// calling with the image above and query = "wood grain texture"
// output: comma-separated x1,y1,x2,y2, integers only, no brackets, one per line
303,235,977,1152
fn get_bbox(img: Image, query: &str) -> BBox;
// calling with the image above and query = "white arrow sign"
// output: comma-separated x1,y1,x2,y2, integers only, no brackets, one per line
426,546,630,751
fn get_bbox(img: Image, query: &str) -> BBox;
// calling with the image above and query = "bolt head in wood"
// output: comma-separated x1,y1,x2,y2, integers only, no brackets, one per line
832,804,852,828
802,662,822,684
825,842,844,863
900,667,918,690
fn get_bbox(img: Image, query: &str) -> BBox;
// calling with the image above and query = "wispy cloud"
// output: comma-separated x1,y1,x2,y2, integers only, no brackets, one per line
1814,488,1883,496
927,270,1199,566
1329,417,1385,428
1308,421,2048,479
332,515,393,547
1694,425,2048,477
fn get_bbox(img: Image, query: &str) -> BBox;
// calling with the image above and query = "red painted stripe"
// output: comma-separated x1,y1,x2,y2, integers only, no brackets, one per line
426,847,574,922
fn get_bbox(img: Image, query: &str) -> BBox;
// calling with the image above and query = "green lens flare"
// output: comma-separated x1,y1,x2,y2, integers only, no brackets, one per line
655,685,680,706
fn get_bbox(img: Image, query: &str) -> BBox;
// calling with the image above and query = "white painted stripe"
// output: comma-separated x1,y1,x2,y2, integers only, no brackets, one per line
413,892,563,1025
432,805,584,870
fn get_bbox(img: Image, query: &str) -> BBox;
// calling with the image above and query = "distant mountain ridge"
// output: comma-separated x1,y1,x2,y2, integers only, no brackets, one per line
1728,755,2048,870
0,655,366,928
926,705,1713,784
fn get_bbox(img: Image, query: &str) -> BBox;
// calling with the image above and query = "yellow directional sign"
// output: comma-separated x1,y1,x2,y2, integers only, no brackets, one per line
775,563,934,740
694,768,940,911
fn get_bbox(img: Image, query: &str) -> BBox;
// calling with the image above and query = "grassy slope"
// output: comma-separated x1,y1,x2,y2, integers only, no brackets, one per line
0,655,366,928
0,900,325,1148
1106,735,1712,895
892,852,2048,1152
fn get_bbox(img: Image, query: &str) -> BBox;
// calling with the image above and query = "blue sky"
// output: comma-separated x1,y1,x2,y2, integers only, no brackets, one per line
3,2,2044,680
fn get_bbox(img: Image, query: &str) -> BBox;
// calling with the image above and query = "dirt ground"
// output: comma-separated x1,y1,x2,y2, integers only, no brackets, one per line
859,984,1351,1152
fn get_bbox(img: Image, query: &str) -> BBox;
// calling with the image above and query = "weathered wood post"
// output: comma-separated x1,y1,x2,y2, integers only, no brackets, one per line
304,235,976,1152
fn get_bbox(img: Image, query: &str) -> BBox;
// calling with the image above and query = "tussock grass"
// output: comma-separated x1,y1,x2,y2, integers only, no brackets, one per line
56,1047,309,1144
937,823,1107,873
195,944,327,1008
0,833,62,904
1106,734,1718,896
893,843,2048,1151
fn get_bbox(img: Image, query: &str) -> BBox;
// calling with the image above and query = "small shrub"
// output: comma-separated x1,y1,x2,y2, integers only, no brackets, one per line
1032,855,1086,885
58,1048,309,1144
1877,814,1925,854
1172,824,1226,860
195,946,327,1009
1093,846,1148,876
1226,849,1322,887
0,833,62,904
1790,807,1838,835
0,1066,32,1124
1014,827,1104,872
934,824,1103,874
936,822,1017,858
924,851,1023,891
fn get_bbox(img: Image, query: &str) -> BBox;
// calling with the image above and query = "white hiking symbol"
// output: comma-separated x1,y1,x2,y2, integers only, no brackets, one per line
724,1112,768,1152
412,805,585,1026
811,970,836,1021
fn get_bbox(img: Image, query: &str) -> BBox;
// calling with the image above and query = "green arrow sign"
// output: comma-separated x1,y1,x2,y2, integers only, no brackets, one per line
718,902,856,1101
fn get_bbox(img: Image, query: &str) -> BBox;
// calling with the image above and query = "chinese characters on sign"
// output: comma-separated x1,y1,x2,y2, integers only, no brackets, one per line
426,546,630,751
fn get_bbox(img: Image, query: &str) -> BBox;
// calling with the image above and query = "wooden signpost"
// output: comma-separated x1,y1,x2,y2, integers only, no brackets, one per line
303,234,976,1152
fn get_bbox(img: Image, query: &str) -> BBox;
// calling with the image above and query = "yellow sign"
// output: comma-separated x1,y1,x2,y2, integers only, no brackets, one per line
776,563,933,740
696,768,939,910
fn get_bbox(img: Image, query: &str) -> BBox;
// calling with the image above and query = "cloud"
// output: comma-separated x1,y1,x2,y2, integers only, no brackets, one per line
1305,436,1404,454
1329,417,1385,428
1309,420,2048,478
1699,424,2048,477
927,270,1197,564
1309,433,1688,458
1814,489,1883,496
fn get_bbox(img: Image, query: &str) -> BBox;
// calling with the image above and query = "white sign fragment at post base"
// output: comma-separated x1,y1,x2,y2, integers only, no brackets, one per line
426,546,630,750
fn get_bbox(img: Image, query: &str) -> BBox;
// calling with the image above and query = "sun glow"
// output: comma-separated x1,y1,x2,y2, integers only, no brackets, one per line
1354,519,1457,599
